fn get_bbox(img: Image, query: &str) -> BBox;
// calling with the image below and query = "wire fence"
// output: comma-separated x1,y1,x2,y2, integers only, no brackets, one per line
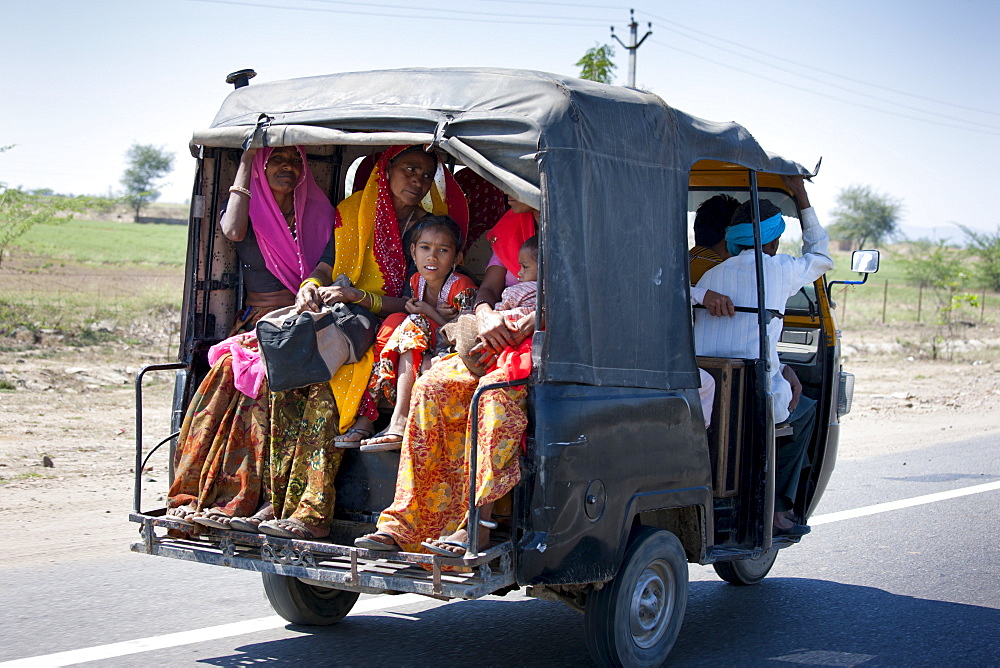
832,280,999,329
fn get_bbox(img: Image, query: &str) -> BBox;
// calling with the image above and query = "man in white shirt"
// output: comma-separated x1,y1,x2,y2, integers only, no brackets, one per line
693,176,833,535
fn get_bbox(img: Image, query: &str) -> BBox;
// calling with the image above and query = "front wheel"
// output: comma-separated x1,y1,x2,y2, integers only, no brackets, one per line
713,550,778,586
262,573,360,625
584,526,688,667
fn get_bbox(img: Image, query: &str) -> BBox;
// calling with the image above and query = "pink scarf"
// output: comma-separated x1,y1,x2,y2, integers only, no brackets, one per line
248,146,334,292
208,333,265,398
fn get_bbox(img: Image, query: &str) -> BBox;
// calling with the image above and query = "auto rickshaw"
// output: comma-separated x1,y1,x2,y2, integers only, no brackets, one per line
130,67,873,666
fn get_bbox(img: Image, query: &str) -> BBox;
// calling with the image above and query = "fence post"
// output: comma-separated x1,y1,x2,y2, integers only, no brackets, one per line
882,280,888,324
917,283,923,323
982,287,987,324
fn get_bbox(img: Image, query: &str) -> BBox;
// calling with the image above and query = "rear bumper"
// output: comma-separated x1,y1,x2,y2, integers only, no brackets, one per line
130,511,515,600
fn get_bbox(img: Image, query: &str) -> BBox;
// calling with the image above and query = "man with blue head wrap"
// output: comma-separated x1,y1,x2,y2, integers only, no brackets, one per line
692,176,833,537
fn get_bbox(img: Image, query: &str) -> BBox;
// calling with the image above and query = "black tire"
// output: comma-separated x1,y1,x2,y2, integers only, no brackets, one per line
261,573,360,625
584,526,688,667
712,550,778,586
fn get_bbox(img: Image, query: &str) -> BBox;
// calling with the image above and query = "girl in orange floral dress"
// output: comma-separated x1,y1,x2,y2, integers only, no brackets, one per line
357,215,477,452
354,200,538,555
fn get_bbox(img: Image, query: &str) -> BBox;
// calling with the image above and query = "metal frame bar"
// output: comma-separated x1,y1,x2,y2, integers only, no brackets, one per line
130,513,516,599
134,362,188,512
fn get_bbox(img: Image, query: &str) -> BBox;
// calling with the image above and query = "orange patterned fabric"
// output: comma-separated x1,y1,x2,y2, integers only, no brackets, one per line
376,355,527,552
168,307,276,517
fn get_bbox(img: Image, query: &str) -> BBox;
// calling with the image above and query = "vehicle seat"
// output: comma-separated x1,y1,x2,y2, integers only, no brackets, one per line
698,357,747,498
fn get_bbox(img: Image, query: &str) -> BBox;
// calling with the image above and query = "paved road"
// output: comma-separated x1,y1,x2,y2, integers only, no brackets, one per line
2,435,998,666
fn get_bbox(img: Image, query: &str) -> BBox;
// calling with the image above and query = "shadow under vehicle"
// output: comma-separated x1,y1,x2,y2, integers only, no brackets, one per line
130,67,877,666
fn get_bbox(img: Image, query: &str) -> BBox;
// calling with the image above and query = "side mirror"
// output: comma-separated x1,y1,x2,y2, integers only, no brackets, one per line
851,249,879,274
829,249,881,291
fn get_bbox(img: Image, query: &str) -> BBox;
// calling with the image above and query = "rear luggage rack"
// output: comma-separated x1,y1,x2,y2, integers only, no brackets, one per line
130,511,516,600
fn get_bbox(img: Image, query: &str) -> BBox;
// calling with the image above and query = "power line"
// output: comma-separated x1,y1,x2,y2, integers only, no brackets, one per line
645,11,1000,119
185,0,615,26
649,23,999,132
650,39,1000,137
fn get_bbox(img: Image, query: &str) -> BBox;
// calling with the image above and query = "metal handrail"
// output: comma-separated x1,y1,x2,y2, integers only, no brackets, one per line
134,362,188,512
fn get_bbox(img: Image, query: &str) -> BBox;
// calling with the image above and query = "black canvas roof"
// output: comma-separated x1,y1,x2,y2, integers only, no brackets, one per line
193,67,814,390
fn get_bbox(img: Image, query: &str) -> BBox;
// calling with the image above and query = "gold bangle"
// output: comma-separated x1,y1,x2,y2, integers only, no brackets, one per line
229,185,252,198
299,277,321,290
351,289,368,305
370,292,382,314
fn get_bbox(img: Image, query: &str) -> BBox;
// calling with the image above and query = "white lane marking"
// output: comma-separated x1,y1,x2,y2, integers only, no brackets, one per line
810,479,1000,525
6,481,1000,666
0,593,430,668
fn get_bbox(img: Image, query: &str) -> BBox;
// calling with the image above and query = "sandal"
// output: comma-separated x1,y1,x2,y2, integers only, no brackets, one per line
192,508,233,530
165,505,197,527
229,504,275,534
334,426,374,449
359,432,404,452
421,539,468,557
354,532,401,552
259,518,329,540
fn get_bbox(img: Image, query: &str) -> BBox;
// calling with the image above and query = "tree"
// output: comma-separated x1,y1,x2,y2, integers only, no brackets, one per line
576,43,616,84
960,225,1000,291
900,239,977,359
829,185,902,249
121,143,174,222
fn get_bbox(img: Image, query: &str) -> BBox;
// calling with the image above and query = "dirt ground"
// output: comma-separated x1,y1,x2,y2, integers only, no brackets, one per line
2,324,999,569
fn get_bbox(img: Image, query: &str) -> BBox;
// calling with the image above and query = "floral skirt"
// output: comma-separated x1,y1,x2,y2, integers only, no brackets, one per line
368,312,436,406
269,382,343,531
376,355,527,552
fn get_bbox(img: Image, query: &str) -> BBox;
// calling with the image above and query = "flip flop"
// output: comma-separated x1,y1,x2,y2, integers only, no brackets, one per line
354,532,401,552
192,510,233,530
165,508,196,527
259,518,328,540
334,426,374,449
359,432,404,452
421,539,468,557
229,505,274,534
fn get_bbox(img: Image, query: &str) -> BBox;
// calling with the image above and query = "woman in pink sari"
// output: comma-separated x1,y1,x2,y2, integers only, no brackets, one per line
167,145,334,531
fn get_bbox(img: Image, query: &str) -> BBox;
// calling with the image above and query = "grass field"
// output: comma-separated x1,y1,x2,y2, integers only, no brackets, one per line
2,220,997,354
1,219,187,340
15,218,188,266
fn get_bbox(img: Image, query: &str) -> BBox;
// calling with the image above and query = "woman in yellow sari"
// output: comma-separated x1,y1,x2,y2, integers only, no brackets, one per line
258,145,468,539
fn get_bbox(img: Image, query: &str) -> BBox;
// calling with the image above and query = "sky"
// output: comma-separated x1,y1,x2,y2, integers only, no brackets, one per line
2,0,998,242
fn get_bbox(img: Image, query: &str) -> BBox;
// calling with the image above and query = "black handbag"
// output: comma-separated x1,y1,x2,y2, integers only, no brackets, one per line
256,301,377,393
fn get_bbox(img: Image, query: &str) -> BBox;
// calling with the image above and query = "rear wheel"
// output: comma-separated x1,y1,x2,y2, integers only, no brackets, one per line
262,573,360,625
584,526,688,667
713,550,777,585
